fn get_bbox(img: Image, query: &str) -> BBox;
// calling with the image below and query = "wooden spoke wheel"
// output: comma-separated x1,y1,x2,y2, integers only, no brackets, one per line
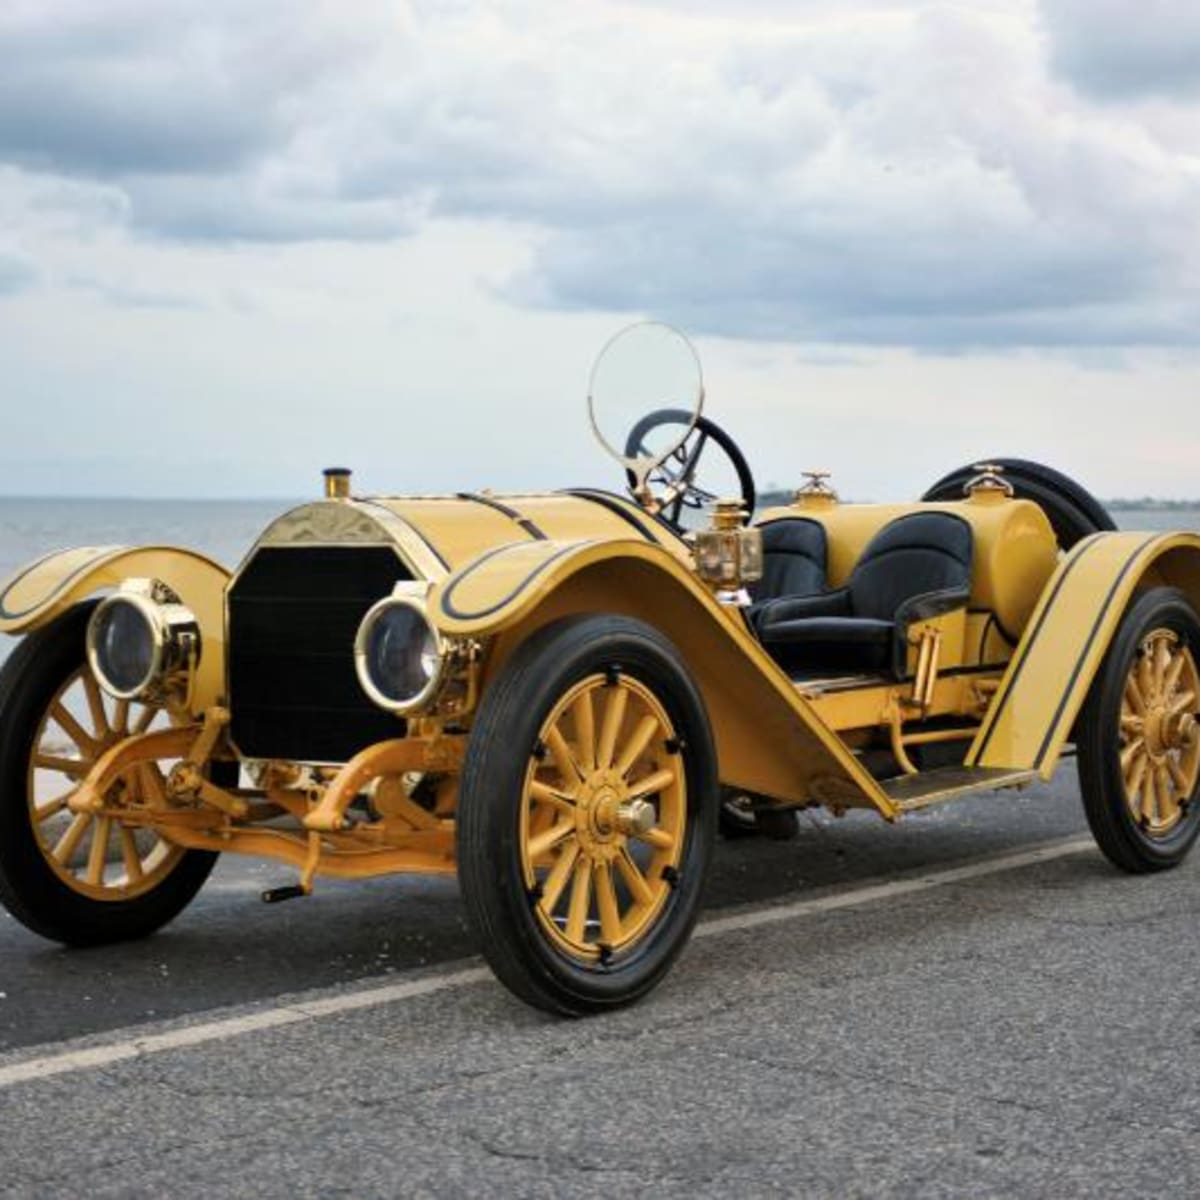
0,602,218,946
1079,588,1200,873
457,615,717,1016
520,674,686,963
1118,629,1200,838
29,667,182,902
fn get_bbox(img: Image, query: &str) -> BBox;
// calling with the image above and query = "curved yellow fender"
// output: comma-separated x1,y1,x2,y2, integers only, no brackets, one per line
0,545,230,713
430,537,895,817
969,531,1200,777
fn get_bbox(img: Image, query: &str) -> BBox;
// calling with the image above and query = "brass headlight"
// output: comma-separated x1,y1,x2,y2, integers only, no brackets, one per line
86,579,201,702
355,588,449,716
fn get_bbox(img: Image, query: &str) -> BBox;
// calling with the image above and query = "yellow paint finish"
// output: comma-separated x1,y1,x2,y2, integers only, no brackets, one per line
758,496,1058,643
969,532,1200,777
373,497,529,570
0,545,230,714
432,538,893,816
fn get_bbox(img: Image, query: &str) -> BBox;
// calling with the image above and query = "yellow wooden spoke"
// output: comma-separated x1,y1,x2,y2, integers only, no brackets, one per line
1126,752,1149,807
529,779,576,816
1157,766,1178,827
544,725,582,790
616,846,655,907
540,840,580,914
1155,638,1173,696
1168,691,1196,717
527,820,575,861
1163,651,1187,701
33,753,91,779
34,791,74,823
596,685,629,770
85,816,112,886
627,767,678,802
52,811,92,864
615,715,661,780
1141,769,1160,826
132,705,159,735
1138,653,1156,706
570,688,596,774
595,862,622,945
1120,738,1145,774
82,673,110,739
635,826,676,852
51,702,99,757
1168,755,1192,797
565,857,592,944
1125,676,1147,717
118,825,144,886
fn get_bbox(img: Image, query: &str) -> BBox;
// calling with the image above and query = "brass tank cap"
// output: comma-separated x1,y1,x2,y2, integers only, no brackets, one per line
965,463,1014,503
795,470,838,509
323,467,352,500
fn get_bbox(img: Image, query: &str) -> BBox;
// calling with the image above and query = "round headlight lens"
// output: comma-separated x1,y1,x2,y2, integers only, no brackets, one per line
359,600,443,711
89,598,158,698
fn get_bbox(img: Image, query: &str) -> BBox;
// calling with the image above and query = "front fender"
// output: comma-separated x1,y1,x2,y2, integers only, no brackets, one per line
969,531,1200,777
430,538,893,817
0,545,230,712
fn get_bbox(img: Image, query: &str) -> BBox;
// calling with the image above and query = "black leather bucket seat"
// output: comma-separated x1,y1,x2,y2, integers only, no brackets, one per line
757,512,973,678
748,518,829,626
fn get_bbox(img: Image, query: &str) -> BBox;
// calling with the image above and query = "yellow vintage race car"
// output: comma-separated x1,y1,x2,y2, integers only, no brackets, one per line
1,323,1198,1016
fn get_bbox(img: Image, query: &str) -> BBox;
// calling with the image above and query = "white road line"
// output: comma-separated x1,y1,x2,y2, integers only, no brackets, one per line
0,836,1094,1091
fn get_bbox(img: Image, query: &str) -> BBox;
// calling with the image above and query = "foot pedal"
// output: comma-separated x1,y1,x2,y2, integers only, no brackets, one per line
260,885,307,904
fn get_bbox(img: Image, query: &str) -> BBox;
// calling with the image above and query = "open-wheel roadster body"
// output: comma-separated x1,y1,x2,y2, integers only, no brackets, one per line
3,323,1199,1015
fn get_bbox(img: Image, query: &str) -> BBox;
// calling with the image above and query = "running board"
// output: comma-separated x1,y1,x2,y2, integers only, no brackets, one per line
883,766,1040,813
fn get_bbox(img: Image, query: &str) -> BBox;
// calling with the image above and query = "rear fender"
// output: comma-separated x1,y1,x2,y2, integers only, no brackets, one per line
969,532,1200,777
0,545,230,712
430,538,893,816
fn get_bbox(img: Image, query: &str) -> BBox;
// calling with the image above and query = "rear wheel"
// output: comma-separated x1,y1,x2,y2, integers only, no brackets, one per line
456,615,717,1016
1078,588,1200,873
0,602,219,945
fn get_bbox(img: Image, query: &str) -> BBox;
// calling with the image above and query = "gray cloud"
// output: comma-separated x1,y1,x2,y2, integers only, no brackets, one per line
2,1,1199,350
1042,0,1200,99
0,251,35,295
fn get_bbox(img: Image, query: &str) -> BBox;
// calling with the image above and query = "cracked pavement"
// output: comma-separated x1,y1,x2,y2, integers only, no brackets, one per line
1,765,1198,1197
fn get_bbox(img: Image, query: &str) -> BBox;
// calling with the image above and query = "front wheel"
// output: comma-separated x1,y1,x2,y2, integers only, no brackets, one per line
0,602,219,945
456,615,718,1016
1078,588,1200,873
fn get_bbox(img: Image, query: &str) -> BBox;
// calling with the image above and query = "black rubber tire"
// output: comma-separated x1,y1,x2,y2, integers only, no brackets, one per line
922,458,1116,551
0,602,219,946
456,615,718,1016
1077,588,1200,874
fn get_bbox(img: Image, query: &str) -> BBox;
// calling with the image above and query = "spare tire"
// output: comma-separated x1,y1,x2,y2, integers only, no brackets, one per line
922,458,1116,551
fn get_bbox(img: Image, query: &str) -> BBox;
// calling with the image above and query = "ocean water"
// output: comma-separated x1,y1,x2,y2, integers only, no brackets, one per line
1,497,1199,667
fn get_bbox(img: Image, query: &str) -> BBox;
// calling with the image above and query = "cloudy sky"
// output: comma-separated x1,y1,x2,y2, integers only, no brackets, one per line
1,0,1198,501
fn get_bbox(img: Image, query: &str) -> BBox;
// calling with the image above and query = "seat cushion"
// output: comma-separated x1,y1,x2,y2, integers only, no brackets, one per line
848,512,973,623
761,616,894,673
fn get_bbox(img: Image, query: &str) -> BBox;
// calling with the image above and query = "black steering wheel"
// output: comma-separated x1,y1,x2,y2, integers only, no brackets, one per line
624,408,756,532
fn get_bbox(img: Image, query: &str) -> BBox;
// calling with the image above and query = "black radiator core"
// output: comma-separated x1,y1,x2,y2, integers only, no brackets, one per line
228,546,412,762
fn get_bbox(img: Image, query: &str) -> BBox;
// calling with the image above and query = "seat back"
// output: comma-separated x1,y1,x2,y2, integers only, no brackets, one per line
752,518,828,603
848,512,973,622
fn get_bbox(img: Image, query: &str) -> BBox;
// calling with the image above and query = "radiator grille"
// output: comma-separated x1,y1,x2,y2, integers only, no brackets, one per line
227,546,412,762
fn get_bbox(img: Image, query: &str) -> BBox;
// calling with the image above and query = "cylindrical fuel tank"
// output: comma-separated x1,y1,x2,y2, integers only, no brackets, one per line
760,492,1059,642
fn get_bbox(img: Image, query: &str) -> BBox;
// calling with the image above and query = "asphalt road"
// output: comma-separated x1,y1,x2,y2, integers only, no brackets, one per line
1,765,1197,1197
